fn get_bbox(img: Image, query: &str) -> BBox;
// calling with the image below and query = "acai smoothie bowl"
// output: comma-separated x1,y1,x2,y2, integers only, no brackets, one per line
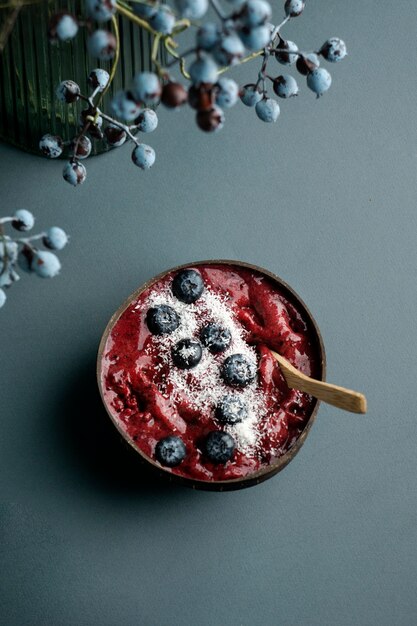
97,260,326,491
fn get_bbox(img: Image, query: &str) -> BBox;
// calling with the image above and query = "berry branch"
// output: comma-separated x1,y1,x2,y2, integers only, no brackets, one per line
0,210,69,309
39,0,348,185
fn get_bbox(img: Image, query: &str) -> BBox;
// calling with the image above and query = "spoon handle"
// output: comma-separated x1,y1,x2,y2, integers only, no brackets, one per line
270,350,367,414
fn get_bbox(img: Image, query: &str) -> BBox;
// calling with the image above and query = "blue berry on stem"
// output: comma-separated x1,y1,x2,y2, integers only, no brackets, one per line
48,13,79,43
87,30,117,60
221,354,256,387
132,72,162,105
200,323,231,354
196,22,220,51
307,67,332,96
214,34,245,67
320,37,347,62
63,159,87,186
239,25,271,51
43,227,69,251
71,135,92,159
131,144,156,170
215,77,239,108
241,0,272,27
149,5,176,35
12,209,34,232
205,431,235,463
111,90,141,122
296,52,319,75
155,436,186,467
39,134,63,158
255,97,280,122
88,68,110,92
285,0,305,17
240,83,262,107
135,109,159,132
56,80,80,103
172,338,203,369
146,304,180,335
172,269,204,303
273,74,299,98
216,395,248,425
32,250,61,278
104,124,127,147
275,38,298,65
86,0,116,21
189,57,218,85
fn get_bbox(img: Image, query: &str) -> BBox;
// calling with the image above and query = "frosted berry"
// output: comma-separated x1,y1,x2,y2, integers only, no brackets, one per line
131,144,156,169
213,34,245,67
149,6,176,35
0,288,6,308
88,68,110,92
86,0,117,21
275,38,298,65
196,105,225,132
239,25,271,51
285,0,305,17
175,0,208,19
161,82,188,109
320,37,347,62
172,338,203,369
111,90,141,122
296,52,320,75
221,354,256,387
43,227,69,251
12,209,34,232
87,30,117,60
135,109,159,133
39,134,63,158
255,97,280,122
200,323,232,354
307,67,332,96
155,436,186,467
56,80,80,103
172,269,204,303
240,83,262,107
146,304,180,335
215,77,239,108
242,0,272,27
104,124,127,147
273,74,299,98
189,57,218,85
196,22,220,51
71,135,92,159
48,13,79,43
205,431,235,463
216,395,248,425
63,159,87,186
32,250,61,278
132,72,162,105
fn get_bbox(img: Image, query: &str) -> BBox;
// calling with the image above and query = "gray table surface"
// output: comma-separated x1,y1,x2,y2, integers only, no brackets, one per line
1,2,417,625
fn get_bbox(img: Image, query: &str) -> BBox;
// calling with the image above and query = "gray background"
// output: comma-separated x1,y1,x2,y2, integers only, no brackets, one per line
1,1,416,624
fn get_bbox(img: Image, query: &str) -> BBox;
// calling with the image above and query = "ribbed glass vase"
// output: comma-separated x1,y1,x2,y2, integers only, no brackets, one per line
0,2,162,155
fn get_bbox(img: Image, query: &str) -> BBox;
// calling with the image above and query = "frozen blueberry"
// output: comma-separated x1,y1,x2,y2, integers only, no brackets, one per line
216,395,248,425
131,144,156,170
221,354,256,387
155,435,186,467
172,338,203,369
146,304,180,335
12,209,34,232
205,431,235,463
43,227,69,251
200,323,231,354
172,269,204,304
32,251,61,278
88,68,110,92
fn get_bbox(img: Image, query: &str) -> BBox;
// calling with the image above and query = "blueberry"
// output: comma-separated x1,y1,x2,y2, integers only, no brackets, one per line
71,134,92,159
285,0,305,17
307,67,332,96
200,323,231,354
86,0,116,21
242,0,272,27
213,34,245,67
111,90,141,122
56,80,80,103
32,251,61,278
48,13,79,43
12,209,34,232
135,109,158,133
175,0,208,20
146,304,180,335
255,97,280,122
320,37,347,63
239,25,271,51
240,83,262,107
43,227,69,251
189,57,218,85
155,435,186,467
63,159,86,186
196,22,220,51
216,395,248,425
132,72,162,105
172,269,204,304
296,53,320,76
88,68,110,92
205,431,235,463
131,144,156,170
149,5,176,35
275,38,298,65
215,77,239,108
104,124,127,147
273,74,299,98
87,30,117,60
221,354,256,387
172,338,203,369
39,134,63,159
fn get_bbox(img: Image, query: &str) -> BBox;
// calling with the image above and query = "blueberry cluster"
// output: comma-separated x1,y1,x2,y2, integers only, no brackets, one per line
0,210,69,309
41,0,347,184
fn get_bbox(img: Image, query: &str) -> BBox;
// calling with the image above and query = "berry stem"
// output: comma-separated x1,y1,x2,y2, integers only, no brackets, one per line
271,15,291,42
98,110,140,145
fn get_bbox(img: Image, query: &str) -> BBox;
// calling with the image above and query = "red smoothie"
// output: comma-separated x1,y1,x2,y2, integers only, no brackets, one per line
99,263,322,482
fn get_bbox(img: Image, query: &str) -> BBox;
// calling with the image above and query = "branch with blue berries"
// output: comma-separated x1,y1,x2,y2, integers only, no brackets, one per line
0,210,69,309
39,0,347,185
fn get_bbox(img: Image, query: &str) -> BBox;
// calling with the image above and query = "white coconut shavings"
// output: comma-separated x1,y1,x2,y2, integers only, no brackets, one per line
142,283,268,456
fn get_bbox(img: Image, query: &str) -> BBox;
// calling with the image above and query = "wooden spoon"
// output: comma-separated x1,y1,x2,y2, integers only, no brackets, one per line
270,350,367,414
